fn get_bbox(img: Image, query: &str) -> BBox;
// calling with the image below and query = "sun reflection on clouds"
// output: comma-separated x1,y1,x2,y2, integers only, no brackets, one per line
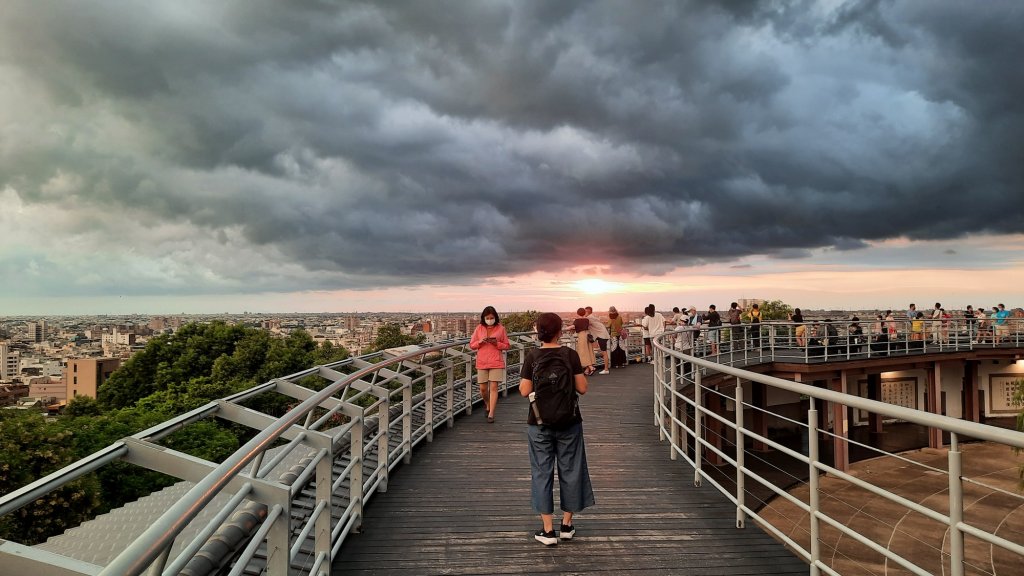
573,278,620,294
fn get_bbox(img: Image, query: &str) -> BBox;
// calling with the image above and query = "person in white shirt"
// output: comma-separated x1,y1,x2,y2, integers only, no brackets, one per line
673,307,690,350
585,306,611,374
640,304,665,362
930,302,943,344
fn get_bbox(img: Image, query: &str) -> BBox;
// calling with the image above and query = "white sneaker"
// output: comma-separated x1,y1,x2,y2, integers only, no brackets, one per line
599,370,610,375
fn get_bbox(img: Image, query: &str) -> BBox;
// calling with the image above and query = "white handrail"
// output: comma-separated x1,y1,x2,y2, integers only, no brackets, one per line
651,329,1024,576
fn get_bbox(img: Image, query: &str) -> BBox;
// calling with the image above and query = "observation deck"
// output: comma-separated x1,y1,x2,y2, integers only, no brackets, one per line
1,320,1022,576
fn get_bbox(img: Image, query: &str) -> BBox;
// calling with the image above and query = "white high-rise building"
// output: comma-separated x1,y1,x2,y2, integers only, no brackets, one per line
0,343,20,379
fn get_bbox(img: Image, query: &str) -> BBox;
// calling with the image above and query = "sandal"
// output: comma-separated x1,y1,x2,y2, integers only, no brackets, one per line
584,367,595,376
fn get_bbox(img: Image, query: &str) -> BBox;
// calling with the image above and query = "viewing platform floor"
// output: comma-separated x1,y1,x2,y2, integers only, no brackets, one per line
332,362,807,575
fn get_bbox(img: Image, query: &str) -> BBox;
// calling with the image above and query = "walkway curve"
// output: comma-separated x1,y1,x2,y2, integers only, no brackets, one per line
332,362,808,575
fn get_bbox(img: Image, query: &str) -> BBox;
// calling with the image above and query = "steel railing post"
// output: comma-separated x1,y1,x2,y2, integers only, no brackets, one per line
669,353,678,458
465,356,474,415
693,367,703,487
734,377,745,529
315,443,333,574
350,412,364,532
425,367,435,442
403,374,413,464
446,365,455,428
377,393,390,492
808,399,821,576
949,433,965,576
267,493,292,575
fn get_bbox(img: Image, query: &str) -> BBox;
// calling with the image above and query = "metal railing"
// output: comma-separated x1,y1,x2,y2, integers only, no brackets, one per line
665,316,1024,365
651,327,1024,576
4,316,1019,575
0,331,644,576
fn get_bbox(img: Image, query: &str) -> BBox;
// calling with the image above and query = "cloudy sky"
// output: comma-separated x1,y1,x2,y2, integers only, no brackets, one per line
2,0,1022,315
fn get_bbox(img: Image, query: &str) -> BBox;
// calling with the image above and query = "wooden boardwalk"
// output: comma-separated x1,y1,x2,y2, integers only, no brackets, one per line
332,363,808,575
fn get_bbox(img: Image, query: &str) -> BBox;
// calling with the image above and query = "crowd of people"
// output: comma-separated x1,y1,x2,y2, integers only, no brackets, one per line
469,301,1019,547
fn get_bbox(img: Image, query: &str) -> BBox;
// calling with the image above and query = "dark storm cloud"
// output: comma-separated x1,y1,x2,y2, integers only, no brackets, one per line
1,0,1021,294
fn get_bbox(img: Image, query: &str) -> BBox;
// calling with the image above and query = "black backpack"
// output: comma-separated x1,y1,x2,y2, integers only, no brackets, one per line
528,347,579,429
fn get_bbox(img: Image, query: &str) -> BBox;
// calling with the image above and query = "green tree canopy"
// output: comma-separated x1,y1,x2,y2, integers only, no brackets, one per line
502,311,541,334
0,411,101,544
743,300,793,322
366,323,425,352
98,321,251,409
3,322,350,544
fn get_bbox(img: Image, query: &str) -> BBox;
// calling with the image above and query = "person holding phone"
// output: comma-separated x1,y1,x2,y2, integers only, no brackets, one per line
469,305,511,423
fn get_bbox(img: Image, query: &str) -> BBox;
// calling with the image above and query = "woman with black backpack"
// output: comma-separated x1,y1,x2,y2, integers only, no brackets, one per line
519,312,595,546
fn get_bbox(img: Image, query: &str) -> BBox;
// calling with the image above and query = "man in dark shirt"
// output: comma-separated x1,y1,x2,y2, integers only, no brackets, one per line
727,302,743,351
706,305,722,355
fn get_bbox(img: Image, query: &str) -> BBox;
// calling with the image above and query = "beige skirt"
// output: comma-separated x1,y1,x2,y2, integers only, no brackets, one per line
576,331,596,367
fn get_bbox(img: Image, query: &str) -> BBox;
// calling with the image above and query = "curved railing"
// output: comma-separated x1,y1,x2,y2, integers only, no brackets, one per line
0,331,644,576
663,316,1023,364
651,326,1024,576
4,317,1019,575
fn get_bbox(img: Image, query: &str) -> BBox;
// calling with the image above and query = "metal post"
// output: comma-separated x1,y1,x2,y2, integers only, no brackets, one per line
267,496,291,576
734,377,745,528
403,378,413,464
670,354,678,459
377,394,390,492
949,433,964,576
808,399,821,576
311,438,333,575
349,412,364,532
693,368,703,487
446,365,455,428
656,348,667,433
465,357,474,415
425,368,435,442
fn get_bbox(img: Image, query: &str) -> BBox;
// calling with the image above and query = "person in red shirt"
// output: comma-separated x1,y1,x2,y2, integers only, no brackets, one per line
469,306,511,423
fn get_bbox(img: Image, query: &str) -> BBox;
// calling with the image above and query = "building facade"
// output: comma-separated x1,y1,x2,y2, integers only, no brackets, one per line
64,357,122,399
0,342,19,379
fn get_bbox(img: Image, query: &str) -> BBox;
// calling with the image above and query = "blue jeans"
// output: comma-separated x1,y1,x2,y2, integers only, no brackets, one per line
527,421,595,514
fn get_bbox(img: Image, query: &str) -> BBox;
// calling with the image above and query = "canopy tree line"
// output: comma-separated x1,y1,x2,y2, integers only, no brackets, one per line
0,321,362,545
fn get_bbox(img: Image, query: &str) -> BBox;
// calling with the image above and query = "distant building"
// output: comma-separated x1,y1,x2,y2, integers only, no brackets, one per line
434,316,472,337
28,376,65,405
101,328,136,346
0,342,19,379
738,298,766,311
27,320,48,342
64,357,121,399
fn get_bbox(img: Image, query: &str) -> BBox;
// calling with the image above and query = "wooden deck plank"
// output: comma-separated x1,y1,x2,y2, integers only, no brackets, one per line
332,363,808,575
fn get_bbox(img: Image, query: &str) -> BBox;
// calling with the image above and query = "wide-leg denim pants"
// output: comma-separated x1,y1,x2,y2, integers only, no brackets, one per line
527,421,595,514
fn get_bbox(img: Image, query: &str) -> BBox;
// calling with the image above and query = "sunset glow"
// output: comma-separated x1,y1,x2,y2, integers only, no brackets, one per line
574,278,622,295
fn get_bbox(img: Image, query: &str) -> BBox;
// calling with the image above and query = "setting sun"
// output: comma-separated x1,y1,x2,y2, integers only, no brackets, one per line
575,278,621,294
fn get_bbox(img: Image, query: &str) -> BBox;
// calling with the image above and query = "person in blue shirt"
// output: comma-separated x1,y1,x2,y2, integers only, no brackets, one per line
993,304,1010,344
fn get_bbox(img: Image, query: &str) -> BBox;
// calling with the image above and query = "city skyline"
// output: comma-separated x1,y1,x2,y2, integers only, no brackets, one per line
2,2,1022,316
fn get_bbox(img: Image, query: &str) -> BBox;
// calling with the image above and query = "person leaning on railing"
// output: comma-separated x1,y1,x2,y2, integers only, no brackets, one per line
789,308,805,347
994,304,1010,344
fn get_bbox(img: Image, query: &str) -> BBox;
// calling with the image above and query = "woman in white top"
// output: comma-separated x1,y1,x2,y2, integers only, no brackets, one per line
640,304,665,363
